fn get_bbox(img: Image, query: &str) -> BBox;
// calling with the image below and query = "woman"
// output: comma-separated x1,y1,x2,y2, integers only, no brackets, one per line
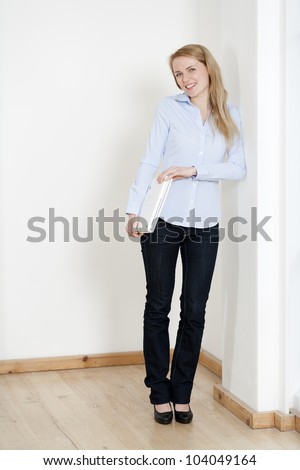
126,44,246,425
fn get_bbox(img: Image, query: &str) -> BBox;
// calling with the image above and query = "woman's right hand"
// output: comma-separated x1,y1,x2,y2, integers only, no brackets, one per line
125,214,143,238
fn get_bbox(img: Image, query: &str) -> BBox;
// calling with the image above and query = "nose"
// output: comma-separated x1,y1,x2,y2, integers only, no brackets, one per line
182,73,188,83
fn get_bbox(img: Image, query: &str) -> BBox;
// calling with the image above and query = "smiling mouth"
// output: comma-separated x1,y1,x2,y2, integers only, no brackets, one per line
185,83,197,90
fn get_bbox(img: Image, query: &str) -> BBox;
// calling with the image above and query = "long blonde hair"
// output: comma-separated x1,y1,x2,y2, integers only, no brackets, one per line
169,44,238,145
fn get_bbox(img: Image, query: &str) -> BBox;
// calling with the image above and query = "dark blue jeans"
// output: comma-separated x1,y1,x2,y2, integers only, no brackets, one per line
141,218,219,405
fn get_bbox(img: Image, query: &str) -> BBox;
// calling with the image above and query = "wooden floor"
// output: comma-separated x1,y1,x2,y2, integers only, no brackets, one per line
0,364,300,450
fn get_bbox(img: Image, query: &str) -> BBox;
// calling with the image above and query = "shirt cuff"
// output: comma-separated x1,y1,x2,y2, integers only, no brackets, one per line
125,203,141,216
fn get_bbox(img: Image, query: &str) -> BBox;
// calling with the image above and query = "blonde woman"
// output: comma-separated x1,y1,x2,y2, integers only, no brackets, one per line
126,44,246,425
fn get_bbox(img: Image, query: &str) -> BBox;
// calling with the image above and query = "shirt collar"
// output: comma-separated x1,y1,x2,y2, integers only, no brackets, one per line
174,93,191,103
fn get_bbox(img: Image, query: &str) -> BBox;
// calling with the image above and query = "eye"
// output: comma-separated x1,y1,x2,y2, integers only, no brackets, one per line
175,72,182,78
189,68,196,72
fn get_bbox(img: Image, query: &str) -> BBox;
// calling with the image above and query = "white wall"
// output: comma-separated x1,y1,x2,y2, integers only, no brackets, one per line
219,0,257,409
286,0,300,413
0,0,222,360
219,0,300,415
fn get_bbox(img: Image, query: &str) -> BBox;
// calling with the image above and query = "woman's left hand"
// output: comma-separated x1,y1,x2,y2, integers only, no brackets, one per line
157,166,197,183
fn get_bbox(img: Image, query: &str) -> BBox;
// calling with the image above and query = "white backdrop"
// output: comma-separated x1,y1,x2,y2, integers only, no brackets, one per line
0,0,224,360
2,0,298,416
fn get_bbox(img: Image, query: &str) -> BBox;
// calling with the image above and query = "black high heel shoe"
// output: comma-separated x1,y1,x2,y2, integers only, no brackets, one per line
154,403,173,425
173,404,193,424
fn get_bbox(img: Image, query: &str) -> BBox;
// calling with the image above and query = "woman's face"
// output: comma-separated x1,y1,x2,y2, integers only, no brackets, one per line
172,55,210,102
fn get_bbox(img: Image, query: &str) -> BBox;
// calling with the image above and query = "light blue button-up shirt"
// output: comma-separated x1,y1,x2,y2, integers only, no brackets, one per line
126,93,246,228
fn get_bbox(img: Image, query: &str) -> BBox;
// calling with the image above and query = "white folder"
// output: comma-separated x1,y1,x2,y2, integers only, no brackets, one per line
137,174,172,233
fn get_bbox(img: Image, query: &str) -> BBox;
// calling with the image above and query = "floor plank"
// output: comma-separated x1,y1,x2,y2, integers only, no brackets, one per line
0,365,299,450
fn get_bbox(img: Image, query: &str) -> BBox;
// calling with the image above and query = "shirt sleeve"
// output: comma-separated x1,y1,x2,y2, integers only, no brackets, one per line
126,99,170,215
193,106,247,182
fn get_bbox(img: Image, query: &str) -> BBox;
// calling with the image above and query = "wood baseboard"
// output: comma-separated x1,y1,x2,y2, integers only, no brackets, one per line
213,384,274,429
214,384,299,432
0,348,220,376
199,350,222,378
296,415,300,433
0,351,145,375
274,411,296,431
